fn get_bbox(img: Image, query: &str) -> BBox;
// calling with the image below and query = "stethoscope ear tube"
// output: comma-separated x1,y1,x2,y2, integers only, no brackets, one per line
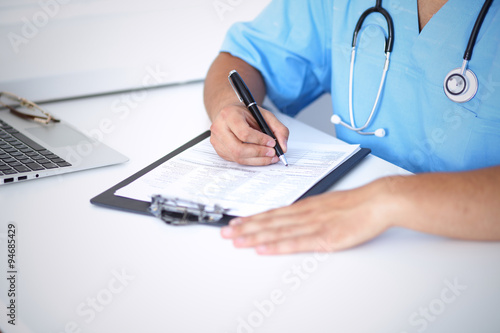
352,5,394,53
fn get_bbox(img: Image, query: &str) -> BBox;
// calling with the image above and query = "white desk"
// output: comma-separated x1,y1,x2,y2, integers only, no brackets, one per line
1,82,499,333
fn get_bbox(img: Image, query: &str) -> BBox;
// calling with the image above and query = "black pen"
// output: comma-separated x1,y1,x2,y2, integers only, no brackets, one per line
228,70,288,166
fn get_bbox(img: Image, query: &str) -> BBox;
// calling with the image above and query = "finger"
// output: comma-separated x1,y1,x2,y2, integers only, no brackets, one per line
227,106,288,152
223,208,308,239
218,106,277,147
255,233,333,255
254,227,378,255
210,107,280,165
232,222,321,249
211,133,279,166
232,120,276,146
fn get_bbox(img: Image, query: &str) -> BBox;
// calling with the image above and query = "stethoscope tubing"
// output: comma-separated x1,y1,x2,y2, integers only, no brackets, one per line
464,0,493,61
352,5,394,53
347,48,390,133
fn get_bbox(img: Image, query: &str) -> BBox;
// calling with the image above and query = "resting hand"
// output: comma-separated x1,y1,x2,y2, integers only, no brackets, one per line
221,179,395,254
209,103,289,166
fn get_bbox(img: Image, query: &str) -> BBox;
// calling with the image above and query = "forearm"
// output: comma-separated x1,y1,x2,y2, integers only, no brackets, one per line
204,52,266,121
383,166,500,240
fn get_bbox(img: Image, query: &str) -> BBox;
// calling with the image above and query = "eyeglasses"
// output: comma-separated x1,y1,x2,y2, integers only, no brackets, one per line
0,91,60,125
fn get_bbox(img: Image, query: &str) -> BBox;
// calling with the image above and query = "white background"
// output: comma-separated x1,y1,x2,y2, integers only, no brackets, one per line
0,0,271,101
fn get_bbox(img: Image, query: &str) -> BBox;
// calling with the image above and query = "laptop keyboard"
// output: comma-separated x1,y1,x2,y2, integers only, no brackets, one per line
0,119,72,179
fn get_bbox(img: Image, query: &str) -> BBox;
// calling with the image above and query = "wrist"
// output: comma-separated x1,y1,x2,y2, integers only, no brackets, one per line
369,175,414,229
206,94,238,120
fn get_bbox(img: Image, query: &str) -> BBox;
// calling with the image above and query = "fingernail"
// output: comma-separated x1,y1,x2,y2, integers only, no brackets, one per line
221,226,233,237
265,149,275,157
229,218,243,226
271,156,279,163
283,139,288,152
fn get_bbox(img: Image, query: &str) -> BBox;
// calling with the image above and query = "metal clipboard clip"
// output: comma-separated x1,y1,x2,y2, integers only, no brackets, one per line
149,195,229,226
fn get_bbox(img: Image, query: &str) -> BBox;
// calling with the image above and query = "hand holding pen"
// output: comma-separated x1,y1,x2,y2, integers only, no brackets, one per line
205,54,289,166
228,70,288,166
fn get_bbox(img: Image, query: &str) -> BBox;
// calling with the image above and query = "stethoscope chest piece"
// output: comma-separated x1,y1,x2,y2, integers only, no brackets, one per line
444,67,478,103
443,0,493,104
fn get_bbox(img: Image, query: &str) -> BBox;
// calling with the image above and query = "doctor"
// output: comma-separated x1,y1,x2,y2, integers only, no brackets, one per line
204,0,500,254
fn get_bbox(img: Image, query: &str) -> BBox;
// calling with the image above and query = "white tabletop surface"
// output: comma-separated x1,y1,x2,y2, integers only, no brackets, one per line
0,82,499,333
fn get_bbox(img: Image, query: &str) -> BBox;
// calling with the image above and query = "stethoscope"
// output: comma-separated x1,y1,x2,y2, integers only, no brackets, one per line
331,0,494,137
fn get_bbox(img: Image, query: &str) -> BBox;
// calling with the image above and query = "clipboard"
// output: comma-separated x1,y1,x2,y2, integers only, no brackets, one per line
90,130,371,226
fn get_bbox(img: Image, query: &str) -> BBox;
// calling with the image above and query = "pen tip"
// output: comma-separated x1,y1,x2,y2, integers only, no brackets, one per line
279,155,288,166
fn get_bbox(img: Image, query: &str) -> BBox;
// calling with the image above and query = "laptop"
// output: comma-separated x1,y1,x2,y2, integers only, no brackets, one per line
0,108,128,185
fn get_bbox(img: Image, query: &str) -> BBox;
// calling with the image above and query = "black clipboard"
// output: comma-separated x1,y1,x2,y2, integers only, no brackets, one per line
90,130,371,226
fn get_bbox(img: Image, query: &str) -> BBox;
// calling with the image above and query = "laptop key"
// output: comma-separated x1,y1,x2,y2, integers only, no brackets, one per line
11,141,24,147
10,151,23,158
2,169,17,174
13,165,31,173
14,154,28,160
39,149,53,156
25,162,45,171
4,137,17,143
56,161,72,167
41,162,58,169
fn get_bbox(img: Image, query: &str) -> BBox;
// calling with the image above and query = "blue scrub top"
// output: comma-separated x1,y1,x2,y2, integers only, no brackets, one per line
220,0,500,173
